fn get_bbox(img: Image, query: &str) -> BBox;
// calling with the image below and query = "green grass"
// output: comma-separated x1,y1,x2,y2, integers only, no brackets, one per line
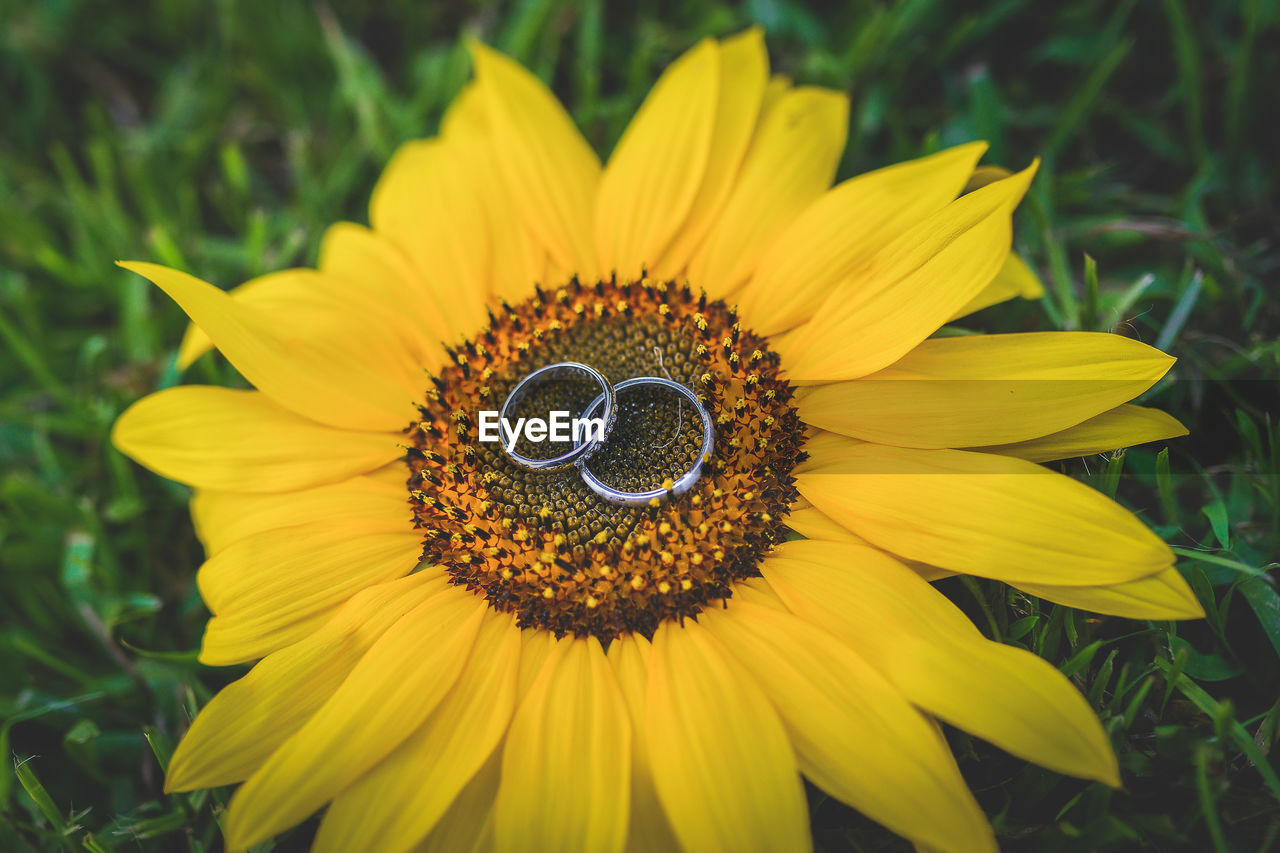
2,0,1278,850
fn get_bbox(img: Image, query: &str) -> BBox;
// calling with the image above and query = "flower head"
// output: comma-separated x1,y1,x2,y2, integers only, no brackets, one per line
114,29,1199,853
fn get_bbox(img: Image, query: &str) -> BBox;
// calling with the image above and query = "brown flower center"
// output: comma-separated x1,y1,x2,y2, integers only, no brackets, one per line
405,276,805,640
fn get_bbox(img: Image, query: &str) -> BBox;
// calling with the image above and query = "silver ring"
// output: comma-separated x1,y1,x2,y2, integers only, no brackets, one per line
575,377,715,506
499,361,616,472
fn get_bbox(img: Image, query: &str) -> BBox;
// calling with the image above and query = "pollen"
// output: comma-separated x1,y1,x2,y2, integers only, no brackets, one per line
405,276,805,640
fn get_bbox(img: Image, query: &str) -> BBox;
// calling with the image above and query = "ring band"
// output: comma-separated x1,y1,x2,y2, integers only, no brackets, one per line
576,377,715,506
499,361,617,472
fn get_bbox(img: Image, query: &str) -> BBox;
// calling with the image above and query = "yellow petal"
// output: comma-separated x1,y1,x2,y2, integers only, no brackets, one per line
175,274,290,370
318,221,453,363
703,600,995,853
794,427,865,473
118,262,420,431
439,77,489,136
900,559,954,582
686,86,849,299
764,540,1120,784
950,250,1044,319
798,332,1176,448
516,627,558,702
415,748,501,853
965,164,1012,190
314,610,521,853
469,41,601,276
1017,565,1204,619
731,575,791,610
784,504,867,544
796,442,1172,586
113,386,401,493
197,523,423,665
440,83,548,303
650,28,769,279
740,142,988,336
972,403,1188,462
606,635,683,853
780,162,1037,383
596,38,719,279
494,637,630,853
783,500,954,581
368,138,491,336
190,467,409,556
224,586,487,851
760,73,790,109
185,266,426,373
174,263,435,372
165,571,445,792
645,620,810,853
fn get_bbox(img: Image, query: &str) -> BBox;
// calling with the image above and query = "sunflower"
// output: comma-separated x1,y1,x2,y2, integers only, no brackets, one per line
113,29,1202,853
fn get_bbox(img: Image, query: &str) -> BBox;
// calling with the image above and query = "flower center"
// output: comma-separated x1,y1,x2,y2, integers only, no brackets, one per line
406,276,805,640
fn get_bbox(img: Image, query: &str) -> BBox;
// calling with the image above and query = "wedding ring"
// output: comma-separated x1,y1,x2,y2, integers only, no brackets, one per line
575,377,715,506
499,362,616,472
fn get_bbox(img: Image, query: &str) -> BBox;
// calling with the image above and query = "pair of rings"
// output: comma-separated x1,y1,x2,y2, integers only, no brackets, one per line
498,361,715,507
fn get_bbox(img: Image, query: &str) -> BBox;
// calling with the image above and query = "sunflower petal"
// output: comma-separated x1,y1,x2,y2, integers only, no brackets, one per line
784,502,954,580
175,274,297,370
1017,566,1204,619
607,635,683,853
651,28,769,279
796,442,1172,586
793,428,865,472
164,571,445,792
965,164,1012,190
971,403,1188,462
797,332,1176,448
441,83,548,303
516,627,558,701
469,41,601,276
740,142,988,335
368,139,491,335
704,599,995,853
224,586,487,851
190,467,409,556
174,261,436,371
314,610,521,853
763,540,1120,785
596,38,720,279
494,637,630,853
646,620,811,853
780,162,1037,382
118,262,420,431
761,72,790,105
198,524,423,665
317,221,453,362
731,576,791,609
114,386,401,493
686,86,849,299
784,504,867,543
950,250,1044,319
416,748,501,853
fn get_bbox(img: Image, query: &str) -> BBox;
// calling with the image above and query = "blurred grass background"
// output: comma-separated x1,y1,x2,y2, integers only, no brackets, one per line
1,0,1278,850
